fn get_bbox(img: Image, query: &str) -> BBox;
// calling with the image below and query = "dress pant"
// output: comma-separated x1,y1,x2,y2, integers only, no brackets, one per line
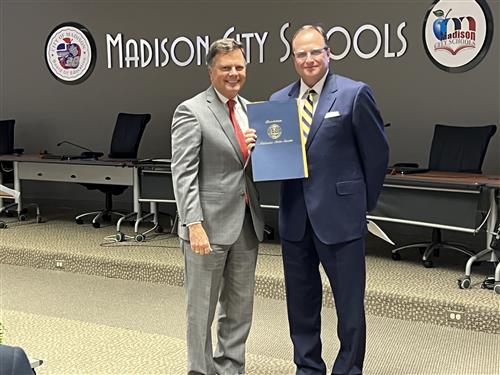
183,210,258,375
282,219,366,375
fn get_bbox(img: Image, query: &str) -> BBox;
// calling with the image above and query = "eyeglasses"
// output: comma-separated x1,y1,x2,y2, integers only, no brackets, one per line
293,47,328,61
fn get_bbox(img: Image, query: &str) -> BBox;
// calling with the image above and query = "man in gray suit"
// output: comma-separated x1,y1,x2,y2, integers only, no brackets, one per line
171,38,264,375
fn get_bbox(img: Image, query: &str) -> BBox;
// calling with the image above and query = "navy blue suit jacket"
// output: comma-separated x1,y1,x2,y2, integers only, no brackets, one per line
270,72,389,245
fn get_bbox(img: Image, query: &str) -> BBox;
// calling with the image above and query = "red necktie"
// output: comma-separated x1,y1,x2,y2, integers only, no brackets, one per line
227,99,249,162
227,99,249,204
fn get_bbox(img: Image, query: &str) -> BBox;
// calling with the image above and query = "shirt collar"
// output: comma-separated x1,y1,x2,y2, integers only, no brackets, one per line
213,87,240,107
299,70,329,99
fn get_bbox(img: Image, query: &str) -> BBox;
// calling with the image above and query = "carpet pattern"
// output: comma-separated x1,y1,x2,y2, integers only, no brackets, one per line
0,208,498,334
1,266,499,375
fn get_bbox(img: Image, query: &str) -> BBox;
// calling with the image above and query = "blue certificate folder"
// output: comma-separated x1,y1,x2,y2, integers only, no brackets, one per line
247,100,308,182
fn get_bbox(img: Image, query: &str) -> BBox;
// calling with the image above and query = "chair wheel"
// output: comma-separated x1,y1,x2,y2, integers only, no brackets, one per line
0,221,7,229
423,259,433,268
18,214,26,221
36,216,43,223
155,225,164,233
92,221,101,228
458,276,471,289
135,234,145,242
115,232,124,242
494,283,500,294
391,252,401,261
480,277,495,290
76,218,84,225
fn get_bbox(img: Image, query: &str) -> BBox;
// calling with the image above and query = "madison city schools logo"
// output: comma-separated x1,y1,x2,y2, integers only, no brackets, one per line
423,0,493,72
45,22,96,84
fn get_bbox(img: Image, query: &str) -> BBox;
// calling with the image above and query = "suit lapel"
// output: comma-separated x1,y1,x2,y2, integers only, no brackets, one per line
206,87,244,166
287,76,339,150
287,81,301,99
306,73,338,150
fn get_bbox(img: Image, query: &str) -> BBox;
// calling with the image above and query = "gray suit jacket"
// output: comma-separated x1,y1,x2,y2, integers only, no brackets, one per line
171,86,264,245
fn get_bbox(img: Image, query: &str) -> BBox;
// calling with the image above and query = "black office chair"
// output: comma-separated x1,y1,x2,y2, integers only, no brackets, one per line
0,120,15,194
0,119,15,227
0,119,15,155
75,113,151,228
392,124,497,268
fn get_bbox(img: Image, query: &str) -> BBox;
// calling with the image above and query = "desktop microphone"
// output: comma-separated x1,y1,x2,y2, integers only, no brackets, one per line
56,140,93,152
56,140,104,159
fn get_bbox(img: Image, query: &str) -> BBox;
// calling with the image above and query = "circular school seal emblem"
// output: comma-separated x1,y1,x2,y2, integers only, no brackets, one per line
267,123,282,140
45,22,96,84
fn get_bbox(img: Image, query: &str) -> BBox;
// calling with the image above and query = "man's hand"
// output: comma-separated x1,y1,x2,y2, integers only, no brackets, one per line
188,223,212,255
244,128,257,152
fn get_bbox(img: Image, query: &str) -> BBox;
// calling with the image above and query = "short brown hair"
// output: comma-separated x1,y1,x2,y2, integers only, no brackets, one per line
206,38,246,68
291,24,328,47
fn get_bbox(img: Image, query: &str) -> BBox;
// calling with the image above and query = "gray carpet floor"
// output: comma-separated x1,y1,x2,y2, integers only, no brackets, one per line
1,264,500,375
0,207,498,334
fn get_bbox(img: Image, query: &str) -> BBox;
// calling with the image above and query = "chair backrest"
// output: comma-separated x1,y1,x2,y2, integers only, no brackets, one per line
108,113,151,158
428,124,497,173
0,119,15,155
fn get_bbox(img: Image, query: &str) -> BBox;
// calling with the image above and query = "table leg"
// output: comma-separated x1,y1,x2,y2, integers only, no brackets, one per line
133,167,141,219
13,161,21,214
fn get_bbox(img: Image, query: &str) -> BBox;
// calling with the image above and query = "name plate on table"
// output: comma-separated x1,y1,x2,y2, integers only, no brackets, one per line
247,100,308,182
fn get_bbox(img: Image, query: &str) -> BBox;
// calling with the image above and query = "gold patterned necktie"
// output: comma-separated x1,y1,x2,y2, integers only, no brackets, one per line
300,89,316,140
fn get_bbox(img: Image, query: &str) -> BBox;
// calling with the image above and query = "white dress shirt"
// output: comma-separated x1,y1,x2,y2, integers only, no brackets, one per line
298,70,329,116
213,88,249,132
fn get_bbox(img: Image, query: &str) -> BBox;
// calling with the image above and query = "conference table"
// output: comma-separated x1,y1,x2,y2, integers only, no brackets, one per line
256,171,499,246
256,171,499,276
368,171,499,236
2,156,499,270
368,171,499,247
0,154,140,216
115,159,175,241
368,171,500,290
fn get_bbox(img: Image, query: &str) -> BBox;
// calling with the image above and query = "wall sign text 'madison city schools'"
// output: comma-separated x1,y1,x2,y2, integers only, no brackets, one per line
44,2,493,84
105,22,408,69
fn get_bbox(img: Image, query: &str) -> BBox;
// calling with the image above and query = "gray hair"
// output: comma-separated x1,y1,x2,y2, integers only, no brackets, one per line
291,24,328,47
206,38,246,68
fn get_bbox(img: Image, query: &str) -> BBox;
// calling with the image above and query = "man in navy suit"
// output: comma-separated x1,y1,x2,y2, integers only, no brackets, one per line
247,25,388,374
